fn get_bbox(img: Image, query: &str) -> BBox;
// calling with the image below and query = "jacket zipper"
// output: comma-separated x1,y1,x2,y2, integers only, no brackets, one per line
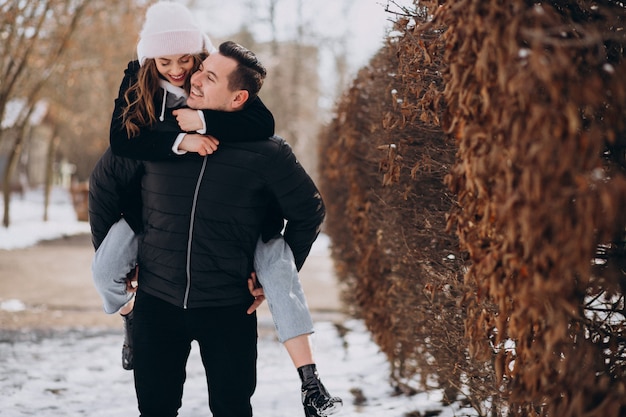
183,156,208,309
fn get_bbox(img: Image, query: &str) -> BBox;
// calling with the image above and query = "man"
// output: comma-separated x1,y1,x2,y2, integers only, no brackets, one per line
90,42,325,417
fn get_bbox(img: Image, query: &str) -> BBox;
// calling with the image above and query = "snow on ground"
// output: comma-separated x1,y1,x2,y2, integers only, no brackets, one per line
0,188,477,416
0,187,91,250
0,321,471,417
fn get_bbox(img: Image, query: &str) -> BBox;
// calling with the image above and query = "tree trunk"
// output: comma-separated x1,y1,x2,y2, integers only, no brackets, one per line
43,134,59,222
2,134,24,227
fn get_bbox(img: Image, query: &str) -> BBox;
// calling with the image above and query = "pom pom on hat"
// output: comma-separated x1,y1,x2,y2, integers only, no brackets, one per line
136,2,215,66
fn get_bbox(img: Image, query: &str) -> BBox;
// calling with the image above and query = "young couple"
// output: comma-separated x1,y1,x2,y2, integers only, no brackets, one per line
88,2,342,417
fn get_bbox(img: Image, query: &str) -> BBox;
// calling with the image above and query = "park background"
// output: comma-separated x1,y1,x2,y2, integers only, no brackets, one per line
2,1,626,417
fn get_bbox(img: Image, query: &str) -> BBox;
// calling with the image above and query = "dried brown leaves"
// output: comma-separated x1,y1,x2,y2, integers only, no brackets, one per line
320,0,626,415
440,1,626,416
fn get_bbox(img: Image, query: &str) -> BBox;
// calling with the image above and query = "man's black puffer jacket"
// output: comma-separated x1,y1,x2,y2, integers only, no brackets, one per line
91,136,325,310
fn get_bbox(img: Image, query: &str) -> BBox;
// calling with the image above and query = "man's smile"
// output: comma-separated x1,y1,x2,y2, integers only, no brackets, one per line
190,85,203,97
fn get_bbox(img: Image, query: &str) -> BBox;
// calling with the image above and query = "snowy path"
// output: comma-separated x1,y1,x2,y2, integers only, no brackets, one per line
0,319,462,417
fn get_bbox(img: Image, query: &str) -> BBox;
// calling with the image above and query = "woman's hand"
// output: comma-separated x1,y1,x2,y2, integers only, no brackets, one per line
178,134,219,156
173,108,204,132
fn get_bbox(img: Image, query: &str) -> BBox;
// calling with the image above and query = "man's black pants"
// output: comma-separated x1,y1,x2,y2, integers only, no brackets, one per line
133,290,257,417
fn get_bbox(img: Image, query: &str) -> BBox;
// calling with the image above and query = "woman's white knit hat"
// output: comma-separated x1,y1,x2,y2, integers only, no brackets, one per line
136,1,215,66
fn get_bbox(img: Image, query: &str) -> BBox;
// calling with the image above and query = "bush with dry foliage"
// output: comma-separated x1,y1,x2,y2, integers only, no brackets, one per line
437,1,626,416
318,6,492,412
320,0,626,416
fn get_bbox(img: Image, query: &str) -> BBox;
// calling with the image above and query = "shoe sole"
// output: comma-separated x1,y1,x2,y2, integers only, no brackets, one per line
320,399,343,416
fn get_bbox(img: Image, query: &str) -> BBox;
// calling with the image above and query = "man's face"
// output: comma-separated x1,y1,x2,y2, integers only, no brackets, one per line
187,53,238,111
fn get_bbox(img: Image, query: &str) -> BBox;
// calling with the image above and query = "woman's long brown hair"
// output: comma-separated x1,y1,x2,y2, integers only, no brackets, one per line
121,53,207,138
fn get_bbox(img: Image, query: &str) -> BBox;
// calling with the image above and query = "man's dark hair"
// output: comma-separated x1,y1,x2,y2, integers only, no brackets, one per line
219,41,266,102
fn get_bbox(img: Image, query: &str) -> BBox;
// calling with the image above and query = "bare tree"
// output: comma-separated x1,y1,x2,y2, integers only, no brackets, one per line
1,0,147,227
233,0,323,177
0,0,88,227
41,1,148,180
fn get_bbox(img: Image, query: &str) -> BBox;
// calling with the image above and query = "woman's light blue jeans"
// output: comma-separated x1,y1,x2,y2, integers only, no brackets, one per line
92,218,314,342
252,234,315,342
91,219,136,314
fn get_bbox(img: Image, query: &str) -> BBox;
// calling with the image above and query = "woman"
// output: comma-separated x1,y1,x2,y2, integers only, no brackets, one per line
89,2,342,416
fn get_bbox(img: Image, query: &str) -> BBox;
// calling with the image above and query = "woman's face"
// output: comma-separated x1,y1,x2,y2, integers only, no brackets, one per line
155,54,195,87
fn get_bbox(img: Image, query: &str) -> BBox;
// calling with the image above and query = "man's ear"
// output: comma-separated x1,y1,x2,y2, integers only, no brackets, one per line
231,90,249,110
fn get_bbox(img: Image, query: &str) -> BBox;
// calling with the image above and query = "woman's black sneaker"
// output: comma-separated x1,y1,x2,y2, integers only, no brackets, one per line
298,364,343,416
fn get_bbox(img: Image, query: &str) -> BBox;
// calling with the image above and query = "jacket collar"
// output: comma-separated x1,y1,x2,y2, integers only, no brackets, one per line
157,80,188,121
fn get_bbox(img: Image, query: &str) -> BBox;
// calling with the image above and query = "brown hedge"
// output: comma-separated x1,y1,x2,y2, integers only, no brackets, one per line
318,7,493,411
436,1,626,416
319,0,626,416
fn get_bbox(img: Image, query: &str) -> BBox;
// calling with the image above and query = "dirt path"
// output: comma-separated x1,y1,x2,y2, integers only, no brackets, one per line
0,234,118,330
0,233,345,331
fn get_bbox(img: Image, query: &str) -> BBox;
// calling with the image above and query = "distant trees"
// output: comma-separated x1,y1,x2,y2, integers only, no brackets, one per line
216,0,367,181
0,0,147,226
0,0,88,226
40,2,147,180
